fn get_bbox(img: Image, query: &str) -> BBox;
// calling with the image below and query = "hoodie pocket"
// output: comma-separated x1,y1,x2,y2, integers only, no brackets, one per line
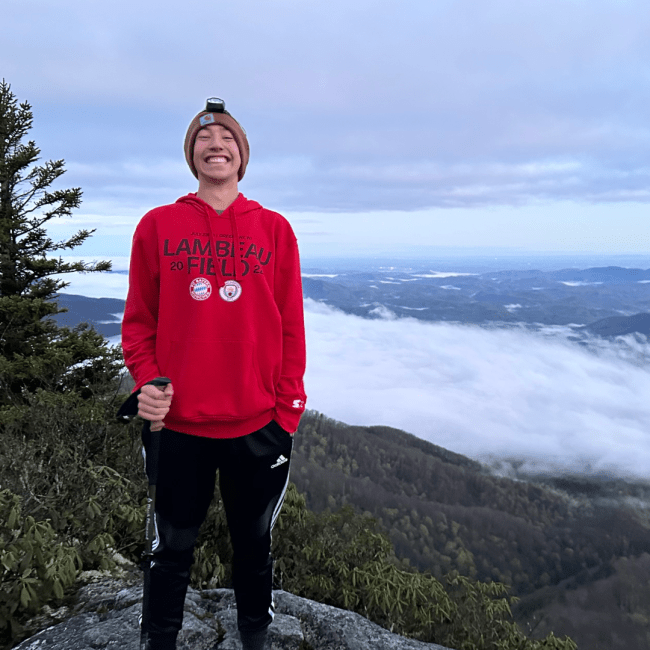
165,338,274,421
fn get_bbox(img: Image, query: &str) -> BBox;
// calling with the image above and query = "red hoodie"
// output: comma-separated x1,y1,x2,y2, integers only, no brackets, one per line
121,193,307,438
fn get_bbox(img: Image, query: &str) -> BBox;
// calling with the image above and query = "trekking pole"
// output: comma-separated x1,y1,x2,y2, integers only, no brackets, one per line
138,377,171,650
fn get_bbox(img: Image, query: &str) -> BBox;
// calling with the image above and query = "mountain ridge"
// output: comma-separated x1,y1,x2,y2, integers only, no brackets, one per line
292,411,650,650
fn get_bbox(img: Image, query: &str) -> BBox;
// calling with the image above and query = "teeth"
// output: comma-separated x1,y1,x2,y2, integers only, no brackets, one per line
207,156,227,162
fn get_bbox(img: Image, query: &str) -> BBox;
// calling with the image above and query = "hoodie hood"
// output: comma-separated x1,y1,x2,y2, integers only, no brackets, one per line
175,192,262,215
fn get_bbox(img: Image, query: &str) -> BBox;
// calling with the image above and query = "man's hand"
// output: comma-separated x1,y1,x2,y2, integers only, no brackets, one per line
138,382,174,432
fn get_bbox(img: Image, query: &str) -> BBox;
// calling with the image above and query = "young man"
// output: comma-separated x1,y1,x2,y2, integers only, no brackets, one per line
121,98,307,650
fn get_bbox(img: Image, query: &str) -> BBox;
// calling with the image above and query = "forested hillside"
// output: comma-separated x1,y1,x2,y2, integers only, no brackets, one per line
292,412,650,648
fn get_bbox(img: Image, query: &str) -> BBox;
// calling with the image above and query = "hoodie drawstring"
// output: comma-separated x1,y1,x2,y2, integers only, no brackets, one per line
205,202,242,287
230,210,241,283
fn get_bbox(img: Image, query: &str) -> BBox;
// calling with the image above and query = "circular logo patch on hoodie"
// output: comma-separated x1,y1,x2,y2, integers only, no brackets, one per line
219,280,242,302
190,277,212,301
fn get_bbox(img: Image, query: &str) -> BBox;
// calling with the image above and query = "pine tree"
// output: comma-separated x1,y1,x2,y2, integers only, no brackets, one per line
0,79,120,405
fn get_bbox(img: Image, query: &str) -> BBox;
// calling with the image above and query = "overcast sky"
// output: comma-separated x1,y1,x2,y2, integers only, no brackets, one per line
4,0,650,259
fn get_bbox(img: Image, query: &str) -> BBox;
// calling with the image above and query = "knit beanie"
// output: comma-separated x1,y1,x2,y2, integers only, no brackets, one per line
184,100,250,181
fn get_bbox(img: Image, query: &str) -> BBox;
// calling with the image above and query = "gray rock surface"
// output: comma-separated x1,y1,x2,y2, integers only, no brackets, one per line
14,577,453,650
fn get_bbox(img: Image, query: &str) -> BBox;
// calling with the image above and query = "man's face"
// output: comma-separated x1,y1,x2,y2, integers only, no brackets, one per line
193,124,241,184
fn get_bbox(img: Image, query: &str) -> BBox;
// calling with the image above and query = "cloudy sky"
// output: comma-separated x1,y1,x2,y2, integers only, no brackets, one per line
4,0,650,259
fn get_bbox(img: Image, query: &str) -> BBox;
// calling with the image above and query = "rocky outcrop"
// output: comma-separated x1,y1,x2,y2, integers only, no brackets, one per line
14,577,453,650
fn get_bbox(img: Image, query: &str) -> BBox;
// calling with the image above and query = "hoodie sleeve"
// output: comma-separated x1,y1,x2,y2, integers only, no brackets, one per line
121,213,162,391
272,221,307,433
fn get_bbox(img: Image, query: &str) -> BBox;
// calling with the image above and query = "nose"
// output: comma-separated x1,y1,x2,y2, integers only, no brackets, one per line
208,135,225,149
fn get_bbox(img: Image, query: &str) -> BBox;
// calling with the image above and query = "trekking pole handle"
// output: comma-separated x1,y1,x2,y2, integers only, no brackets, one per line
148,377,171,432
148,377,171,389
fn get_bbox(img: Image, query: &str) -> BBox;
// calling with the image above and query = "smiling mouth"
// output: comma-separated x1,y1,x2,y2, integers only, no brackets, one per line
206,156,228,163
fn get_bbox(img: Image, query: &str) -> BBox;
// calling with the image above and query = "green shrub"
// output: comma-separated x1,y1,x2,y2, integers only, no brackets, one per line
191,490,230,589
0,384,147,648
0,490,81,649
439,575,576,650
0,387,146,562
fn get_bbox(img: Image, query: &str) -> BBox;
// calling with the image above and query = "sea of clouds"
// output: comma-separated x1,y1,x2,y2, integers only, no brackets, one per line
63,271,650,482
302,300,650,481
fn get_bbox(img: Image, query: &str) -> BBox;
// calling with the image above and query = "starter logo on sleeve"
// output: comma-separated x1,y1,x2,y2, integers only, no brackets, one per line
219,280,242,302
190,277,212,301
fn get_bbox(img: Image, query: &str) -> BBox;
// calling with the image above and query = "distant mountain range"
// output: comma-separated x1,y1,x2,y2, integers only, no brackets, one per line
301,264,650,328
53,294,124,338
54,265,650,338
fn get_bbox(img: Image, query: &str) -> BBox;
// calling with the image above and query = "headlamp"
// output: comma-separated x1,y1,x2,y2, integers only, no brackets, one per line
205,97,226,113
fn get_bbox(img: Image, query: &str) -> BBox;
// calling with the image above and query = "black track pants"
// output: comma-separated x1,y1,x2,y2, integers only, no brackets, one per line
141,420,293,640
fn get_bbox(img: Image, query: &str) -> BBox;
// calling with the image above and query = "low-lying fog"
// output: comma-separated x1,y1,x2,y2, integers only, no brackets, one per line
303,299,650,481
